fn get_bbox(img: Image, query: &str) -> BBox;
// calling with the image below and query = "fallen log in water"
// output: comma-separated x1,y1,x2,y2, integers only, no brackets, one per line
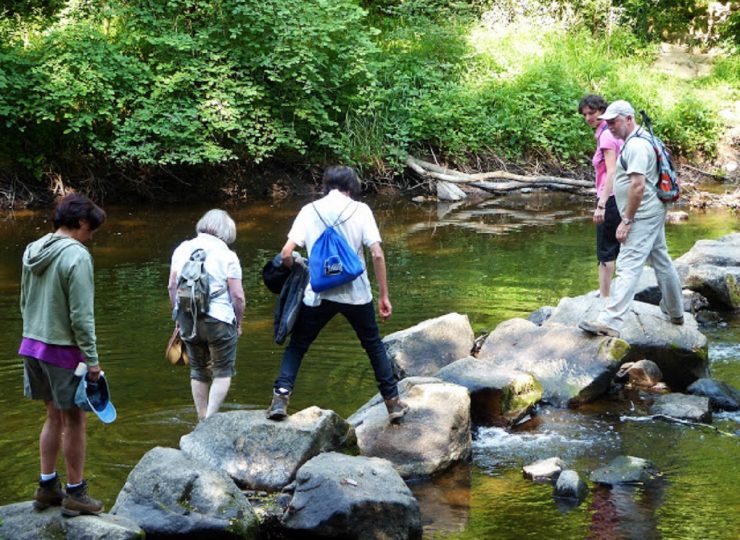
407,155,595,196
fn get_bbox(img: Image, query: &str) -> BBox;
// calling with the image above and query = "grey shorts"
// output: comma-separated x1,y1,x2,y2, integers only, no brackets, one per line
23,357,79,410
182,316,238,382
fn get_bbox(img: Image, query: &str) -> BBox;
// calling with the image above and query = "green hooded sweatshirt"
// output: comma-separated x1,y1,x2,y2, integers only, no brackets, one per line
20,233,99,366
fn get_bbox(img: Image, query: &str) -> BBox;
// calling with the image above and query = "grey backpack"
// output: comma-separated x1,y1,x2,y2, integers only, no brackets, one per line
175,249,224,338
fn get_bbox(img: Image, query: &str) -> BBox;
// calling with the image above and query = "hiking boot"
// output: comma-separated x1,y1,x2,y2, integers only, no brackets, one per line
384,397,409,424
33,475,64,510
660,300,684,325
61,481,103,517
578,320,620,338
266,390,290,421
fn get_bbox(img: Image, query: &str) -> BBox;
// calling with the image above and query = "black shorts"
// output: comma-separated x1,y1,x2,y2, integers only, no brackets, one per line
596,196,620,263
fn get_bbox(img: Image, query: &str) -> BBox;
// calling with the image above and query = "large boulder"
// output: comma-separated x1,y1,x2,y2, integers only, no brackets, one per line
673,233,740,310
348,379,471,478
180,408,355,492
383,313,475,378
477,318,629,406
281,452,422,540
687,378,740,411
0,503,143,540
111,446,258,538
544,294,709,390
435,356,542,426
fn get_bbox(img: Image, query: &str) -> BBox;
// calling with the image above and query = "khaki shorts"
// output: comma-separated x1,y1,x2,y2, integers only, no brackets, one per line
182,316,238,382
23,357,80,410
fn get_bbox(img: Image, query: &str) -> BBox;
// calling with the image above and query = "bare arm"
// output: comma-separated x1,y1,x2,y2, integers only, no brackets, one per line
369,241,392,321
616,172,645,243
594,148,617,224
168,270,178,308
281,239,298,268
228,277,245,336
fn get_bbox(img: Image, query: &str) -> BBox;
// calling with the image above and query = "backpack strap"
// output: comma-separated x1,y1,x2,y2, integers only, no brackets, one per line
312,201,363,257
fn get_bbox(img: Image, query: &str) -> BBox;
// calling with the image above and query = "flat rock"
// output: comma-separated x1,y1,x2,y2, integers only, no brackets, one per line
435,357,542,426
349,380,471,478
111,446,258,538
0,502,143,540
478,318,629,406
383,313,475,378
544,294,708,390
180,407,355,491
590,456,660,485
523,457,566,483
649,393,712,422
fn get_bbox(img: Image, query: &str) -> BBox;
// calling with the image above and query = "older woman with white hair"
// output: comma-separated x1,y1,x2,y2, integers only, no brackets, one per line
168,209,245,420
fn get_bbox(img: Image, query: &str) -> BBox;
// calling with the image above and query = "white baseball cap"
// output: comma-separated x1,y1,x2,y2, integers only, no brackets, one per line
598,100,635,120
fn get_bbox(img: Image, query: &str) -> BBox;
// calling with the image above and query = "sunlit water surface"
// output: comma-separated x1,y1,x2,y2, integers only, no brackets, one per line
0,192,737,539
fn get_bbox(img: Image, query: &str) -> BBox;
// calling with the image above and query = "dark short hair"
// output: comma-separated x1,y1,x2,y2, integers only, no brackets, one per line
323,166,360,198
578,94,608,114
53,193,107,231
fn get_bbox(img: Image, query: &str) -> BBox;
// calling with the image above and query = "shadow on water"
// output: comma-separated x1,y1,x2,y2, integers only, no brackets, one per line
0,192,737,538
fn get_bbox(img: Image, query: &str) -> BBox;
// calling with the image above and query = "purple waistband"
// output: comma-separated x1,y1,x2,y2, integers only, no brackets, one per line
19,338,84,370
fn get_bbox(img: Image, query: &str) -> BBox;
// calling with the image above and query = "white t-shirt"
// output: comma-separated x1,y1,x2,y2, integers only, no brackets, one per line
288,190,382,306
170,233,242,323
614,127,664,220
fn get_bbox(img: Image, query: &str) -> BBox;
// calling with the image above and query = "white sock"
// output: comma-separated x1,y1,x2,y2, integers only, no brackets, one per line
40,472,57,482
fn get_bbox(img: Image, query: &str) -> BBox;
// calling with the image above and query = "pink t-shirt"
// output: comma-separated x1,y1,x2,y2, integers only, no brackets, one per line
592,121,623,198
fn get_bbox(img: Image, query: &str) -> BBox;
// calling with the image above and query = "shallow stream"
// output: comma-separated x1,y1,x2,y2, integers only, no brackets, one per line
0,192,737,539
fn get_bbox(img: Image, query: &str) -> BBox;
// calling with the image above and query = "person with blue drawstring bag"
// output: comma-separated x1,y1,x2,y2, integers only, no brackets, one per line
265,166,409,424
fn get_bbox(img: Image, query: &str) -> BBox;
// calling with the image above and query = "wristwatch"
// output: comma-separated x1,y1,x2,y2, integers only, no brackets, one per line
622,218,634,225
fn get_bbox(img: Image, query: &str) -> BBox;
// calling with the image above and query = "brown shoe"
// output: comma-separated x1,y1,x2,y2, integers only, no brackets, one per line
384,397,409,424
61,481,103,517
33,475,64,510
266,390,290,421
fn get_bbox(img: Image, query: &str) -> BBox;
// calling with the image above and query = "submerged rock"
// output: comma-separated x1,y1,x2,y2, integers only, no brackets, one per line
349,379,471,478
180,408,355,491
0,503,143,540
649,393,712,423
478,318,629,406
544,294,708,390
111,446,258,538
435,356,542,426
590,456,660,485
523,457,566,483
687,378,740,411
383,313,475,378
281,452,422,540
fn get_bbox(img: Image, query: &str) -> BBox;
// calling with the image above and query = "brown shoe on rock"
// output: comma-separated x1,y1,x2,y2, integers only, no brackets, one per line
385,397,409,424
61,480,103,517
33,475,64,510
266,389,290,421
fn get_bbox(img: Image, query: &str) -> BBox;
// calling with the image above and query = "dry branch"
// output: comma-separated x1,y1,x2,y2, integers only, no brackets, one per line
407,156,594,195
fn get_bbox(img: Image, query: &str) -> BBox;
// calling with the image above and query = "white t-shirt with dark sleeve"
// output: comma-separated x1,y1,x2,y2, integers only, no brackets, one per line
288,189,381,307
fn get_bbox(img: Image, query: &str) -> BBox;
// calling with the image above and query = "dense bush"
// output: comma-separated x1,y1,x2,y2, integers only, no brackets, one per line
0,0,736,198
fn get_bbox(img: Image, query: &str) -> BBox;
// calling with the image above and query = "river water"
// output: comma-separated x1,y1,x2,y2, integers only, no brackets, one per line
0,192,737,539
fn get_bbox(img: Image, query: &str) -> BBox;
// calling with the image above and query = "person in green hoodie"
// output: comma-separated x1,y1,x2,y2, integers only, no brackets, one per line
19,193,107,517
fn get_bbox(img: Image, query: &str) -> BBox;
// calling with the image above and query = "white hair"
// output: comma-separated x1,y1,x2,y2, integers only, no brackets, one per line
196,209,236,245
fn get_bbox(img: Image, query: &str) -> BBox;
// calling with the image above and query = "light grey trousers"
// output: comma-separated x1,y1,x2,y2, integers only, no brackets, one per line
596,209,683,330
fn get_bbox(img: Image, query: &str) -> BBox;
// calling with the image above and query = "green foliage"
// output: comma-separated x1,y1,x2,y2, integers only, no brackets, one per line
0,0,734,194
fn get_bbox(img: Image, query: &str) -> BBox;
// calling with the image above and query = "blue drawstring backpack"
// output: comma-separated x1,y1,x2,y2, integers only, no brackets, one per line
309,202,364,293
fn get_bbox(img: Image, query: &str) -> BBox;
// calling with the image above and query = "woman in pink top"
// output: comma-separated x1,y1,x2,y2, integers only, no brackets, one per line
579,95,623,297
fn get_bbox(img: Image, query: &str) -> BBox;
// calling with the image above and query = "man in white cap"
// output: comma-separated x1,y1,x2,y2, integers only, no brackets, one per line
579,100,684,337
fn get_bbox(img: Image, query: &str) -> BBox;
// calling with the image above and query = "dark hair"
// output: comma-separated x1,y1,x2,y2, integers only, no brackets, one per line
578,94,608,114
53,193,107,231
323,166,360,198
